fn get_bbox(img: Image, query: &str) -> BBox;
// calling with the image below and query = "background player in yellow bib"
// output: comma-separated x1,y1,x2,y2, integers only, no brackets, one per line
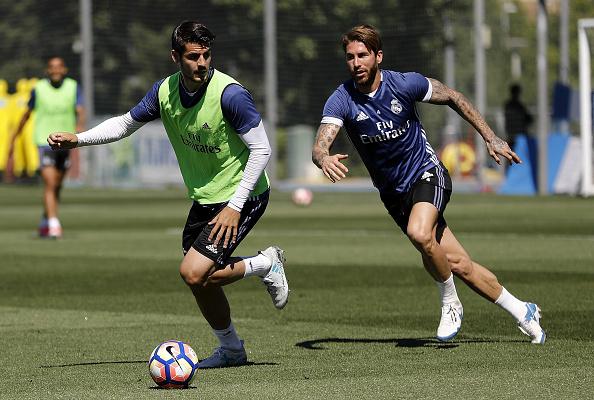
10,57,86,238
48,21,289,368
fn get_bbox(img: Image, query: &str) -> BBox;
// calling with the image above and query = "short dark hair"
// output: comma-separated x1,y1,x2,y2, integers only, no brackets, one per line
342,24,382,55
46,55,65,65
171,21,216,54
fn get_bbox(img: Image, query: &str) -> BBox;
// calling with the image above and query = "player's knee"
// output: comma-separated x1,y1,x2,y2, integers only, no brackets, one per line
46,181,62,192
406,226,435,254
179,261,207,286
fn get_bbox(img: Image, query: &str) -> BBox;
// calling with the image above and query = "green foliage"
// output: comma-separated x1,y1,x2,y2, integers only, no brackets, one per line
2,0,594,141
506,0,594,108
0,0,78,85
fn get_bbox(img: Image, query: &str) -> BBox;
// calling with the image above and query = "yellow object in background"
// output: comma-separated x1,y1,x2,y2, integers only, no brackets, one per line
0,79,10,172
10,78,39,177
440,141,477,176
25,78,39,176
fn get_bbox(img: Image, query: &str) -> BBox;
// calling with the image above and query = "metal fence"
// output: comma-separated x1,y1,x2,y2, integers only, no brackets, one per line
0,0,590,191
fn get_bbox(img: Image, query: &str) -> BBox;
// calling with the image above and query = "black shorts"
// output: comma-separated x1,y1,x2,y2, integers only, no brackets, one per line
39,146,71,171
380,163,452,243
182,189,269,266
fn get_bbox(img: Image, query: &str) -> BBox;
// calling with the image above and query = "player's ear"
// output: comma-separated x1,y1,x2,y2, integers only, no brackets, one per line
376,50,383,64
171,50,180,64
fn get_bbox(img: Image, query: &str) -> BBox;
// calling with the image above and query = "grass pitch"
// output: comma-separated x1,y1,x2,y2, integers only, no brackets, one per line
0,185,593,399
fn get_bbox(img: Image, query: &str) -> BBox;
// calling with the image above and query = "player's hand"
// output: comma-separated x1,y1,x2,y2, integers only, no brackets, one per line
486,136,521,165
208,206,240,249
321,154,349,183
47,132,79,150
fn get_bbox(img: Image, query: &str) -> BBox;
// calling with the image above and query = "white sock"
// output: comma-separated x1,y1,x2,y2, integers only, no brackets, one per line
495,287,527,322
213,322,242,351
48,217,61,229
436,274,460,305
243,254,272,278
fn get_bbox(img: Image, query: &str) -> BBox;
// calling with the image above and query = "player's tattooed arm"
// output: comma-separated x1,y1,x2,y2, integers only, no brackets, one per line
312,123,339,166
427,78,521,165
312,123,349,183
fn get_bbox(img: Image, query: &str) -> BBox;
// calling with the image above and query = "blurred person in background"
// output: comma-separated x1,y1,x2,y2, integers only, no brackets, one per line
8,78,41,180
0,79,10,180
47,21,289,368
313,24,545,344
504,83,533,151
9,56,85,238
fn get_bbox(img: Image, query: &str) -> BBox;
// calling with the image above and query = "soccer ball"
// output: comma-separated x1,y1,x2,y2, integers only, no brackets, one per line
291,187,313,207
148,340,199,389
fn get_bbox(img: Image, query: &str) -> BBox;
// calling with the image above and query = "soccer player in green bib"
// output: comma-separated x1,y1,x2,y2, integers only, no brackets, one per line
48,21,289,368
11,56,86,238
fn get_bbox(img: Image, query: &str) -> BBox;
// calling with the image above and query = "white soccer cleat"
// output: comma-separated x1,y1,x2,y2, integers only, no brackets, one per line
260,246,289,309
518,302,546,344
48,226,63,239
197,342,247,369
436,301,463,342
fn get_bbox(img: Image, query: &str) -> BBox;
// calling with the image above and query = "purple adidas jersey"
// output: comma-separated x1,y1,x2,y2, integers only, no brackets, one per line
322,70,440,194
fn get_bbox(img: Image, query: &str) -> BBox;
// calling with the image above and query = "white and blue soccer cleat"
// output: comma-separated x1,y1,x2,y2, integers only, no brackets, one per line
260,246,289,309
436,301,463,342
198,342,248,369
518,302,546,344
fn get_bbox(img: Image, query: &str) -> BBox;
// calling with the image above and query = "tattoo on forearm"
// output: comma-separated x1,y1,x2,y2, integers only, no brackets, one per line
456,94,495,140
312,123,340,167
429,78,509,157
441,86,496,142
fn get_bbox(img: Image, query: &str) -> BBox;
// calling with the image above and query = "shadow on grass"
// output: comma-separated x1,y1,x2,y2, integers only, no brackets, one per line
41,360,278,369
149,386,199,390
295,337,497,350
195,361,279,369
40,360,146,368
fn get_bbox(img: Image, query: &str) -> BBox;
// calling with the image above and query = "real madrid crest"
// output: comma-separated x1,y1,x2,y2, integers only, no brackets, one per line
390,98,403,114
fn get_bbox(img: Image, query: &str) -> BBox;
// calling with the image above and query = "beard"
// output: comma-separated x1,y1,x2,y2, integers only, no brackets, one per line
354,64,379,88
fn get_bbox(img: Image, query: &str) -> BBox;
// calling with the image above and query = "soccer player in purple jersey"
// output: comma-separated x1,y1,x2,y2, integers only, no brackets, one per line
312,25,545,344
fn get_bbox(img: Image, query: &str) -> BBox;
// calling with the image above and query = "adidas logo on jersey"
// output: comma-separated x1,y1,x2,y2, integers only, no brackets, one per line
202,122,211,130
206,244,218,254
356,111,369,121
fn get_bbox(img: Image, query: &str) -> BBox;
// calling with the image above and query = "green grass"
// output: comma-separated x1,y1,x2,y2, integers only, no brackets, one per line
0,185,593,399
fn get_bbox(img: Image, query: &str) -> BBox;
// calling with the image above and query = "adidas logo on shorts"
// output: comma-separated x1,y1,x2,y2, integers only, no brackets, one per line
421,171,434,181
206,244,218,254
